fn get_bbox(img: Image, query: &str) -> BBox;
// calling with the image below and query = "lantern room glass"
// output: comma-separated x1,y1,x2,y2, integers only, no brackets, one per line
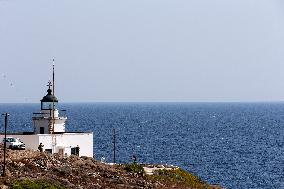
41,101,58,110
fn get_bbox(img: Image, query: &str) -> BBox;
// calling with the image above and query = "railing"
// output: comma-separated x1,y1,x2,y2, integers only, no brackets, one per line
32,112,49,118
32,110,67,118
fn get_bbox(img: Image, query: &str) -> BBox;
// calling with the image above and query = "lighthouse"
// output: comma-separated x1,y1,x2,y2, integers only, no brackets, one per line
33,63,67,134
0,63,93,157
32,81,67,134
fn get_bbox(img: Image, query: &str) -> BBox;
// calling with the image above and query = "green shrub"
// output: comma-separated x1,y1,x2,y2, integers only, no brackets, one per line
124,163,145,176
151,168,210,188
10,179,67,189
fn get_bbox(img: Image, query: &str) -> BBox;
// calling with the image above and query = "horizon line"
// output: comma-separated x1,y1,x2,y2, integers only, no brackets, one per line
1,100,284,104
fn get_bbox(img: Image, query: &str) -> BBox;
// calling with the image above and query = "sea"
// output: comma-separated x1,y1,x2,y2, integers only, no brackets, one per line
0,102,283,189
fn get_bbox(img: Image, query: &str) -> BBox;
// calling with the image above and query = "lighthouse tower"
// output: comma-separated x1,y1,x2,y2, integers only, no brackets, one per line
32,82,67,134
32,63,67,134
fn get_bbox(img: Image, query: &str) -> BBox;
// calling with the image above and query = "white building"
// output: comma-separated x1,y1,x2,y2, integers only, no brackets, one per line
0,66,93,157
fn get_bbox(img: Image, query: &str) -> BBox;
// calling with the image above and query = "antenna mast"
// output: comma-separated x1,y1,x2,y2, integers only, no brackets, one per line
51,59,56,152
52,59,55,133
53,59,55,96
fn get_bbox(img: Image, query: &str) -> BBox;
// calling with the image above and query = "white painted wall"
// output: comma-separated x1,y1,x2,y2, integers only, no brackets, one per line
33,117,67,134
39,133,93,157
32,109,67,134
0,132,94,157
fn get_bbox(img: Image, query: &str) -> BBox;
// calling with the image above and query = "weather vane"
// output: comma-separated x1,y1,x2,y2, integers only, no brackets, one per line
47,80,52,89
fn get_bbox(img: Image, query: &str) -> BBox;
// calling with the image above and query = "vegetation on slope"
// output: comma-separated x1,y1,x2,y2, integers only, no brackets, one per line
149,168,211,189
10,179,67,189
124,162,145,176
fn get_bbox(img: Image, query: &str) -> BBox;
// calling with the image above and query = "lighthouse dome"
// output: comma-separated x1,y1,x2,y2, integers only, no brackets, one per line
41,89,58,102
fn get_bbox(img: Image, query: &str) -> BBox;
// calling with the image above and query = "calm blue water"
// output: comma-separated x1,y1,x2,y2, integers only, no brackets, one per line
0,103,284,189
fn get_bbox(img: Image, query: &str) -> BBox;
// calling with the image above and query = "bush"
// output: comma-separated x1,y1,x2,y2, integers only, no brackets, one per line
10,179,67,189
151,168,209,188
124,163,145,176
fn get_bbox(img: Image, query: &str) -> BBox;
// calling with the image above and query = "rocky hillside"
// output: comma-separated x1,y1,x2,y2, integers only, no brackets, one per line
0,149,222,189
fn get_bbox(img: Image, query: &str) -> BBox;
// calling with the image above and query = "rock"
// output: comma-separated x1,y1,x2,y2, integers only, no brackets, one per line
0,184,9,189
61,178,75,188
0,149,223,189
54,165,72,176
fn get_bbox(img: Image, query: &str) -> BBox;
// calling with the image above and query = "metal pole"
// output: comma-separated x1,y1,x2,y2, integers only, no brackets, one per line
113,128,116,164
2,113,9,177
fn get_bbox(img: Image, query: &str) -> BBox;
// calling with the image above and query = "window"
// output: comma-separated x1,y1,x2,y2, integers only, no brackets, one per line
45,149,52,154
41,102,58,110
40,127,44,134
4,138,16,142
71,147,80,156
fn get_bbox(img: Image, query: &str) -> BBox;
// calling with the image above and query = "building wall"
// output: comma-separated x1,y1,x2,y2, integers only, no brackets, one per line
0,132,93,157
32,119,49,134
33,118,66,134
39,133,93,157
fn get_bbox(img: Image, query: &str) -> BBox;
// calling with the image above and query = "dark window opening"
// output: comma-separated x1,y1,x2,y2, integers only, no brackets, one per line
40,127,44,134
45,149,52,154
71,147,80,156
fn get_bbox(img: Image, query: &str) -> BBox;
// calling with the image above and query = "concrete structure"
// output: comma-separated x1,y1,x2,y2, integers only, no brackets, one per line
0,132,93,157
142,164,179,175
0,65,94,157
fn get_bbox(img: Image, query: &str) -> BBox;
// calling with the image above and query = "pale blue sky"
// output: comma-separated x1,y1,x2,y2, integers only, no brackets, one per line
0,0,284,102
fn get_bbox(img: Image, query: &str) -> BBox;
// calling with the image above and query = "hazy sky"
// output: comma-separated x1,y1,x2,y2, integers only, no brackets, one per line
0,0,284,103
